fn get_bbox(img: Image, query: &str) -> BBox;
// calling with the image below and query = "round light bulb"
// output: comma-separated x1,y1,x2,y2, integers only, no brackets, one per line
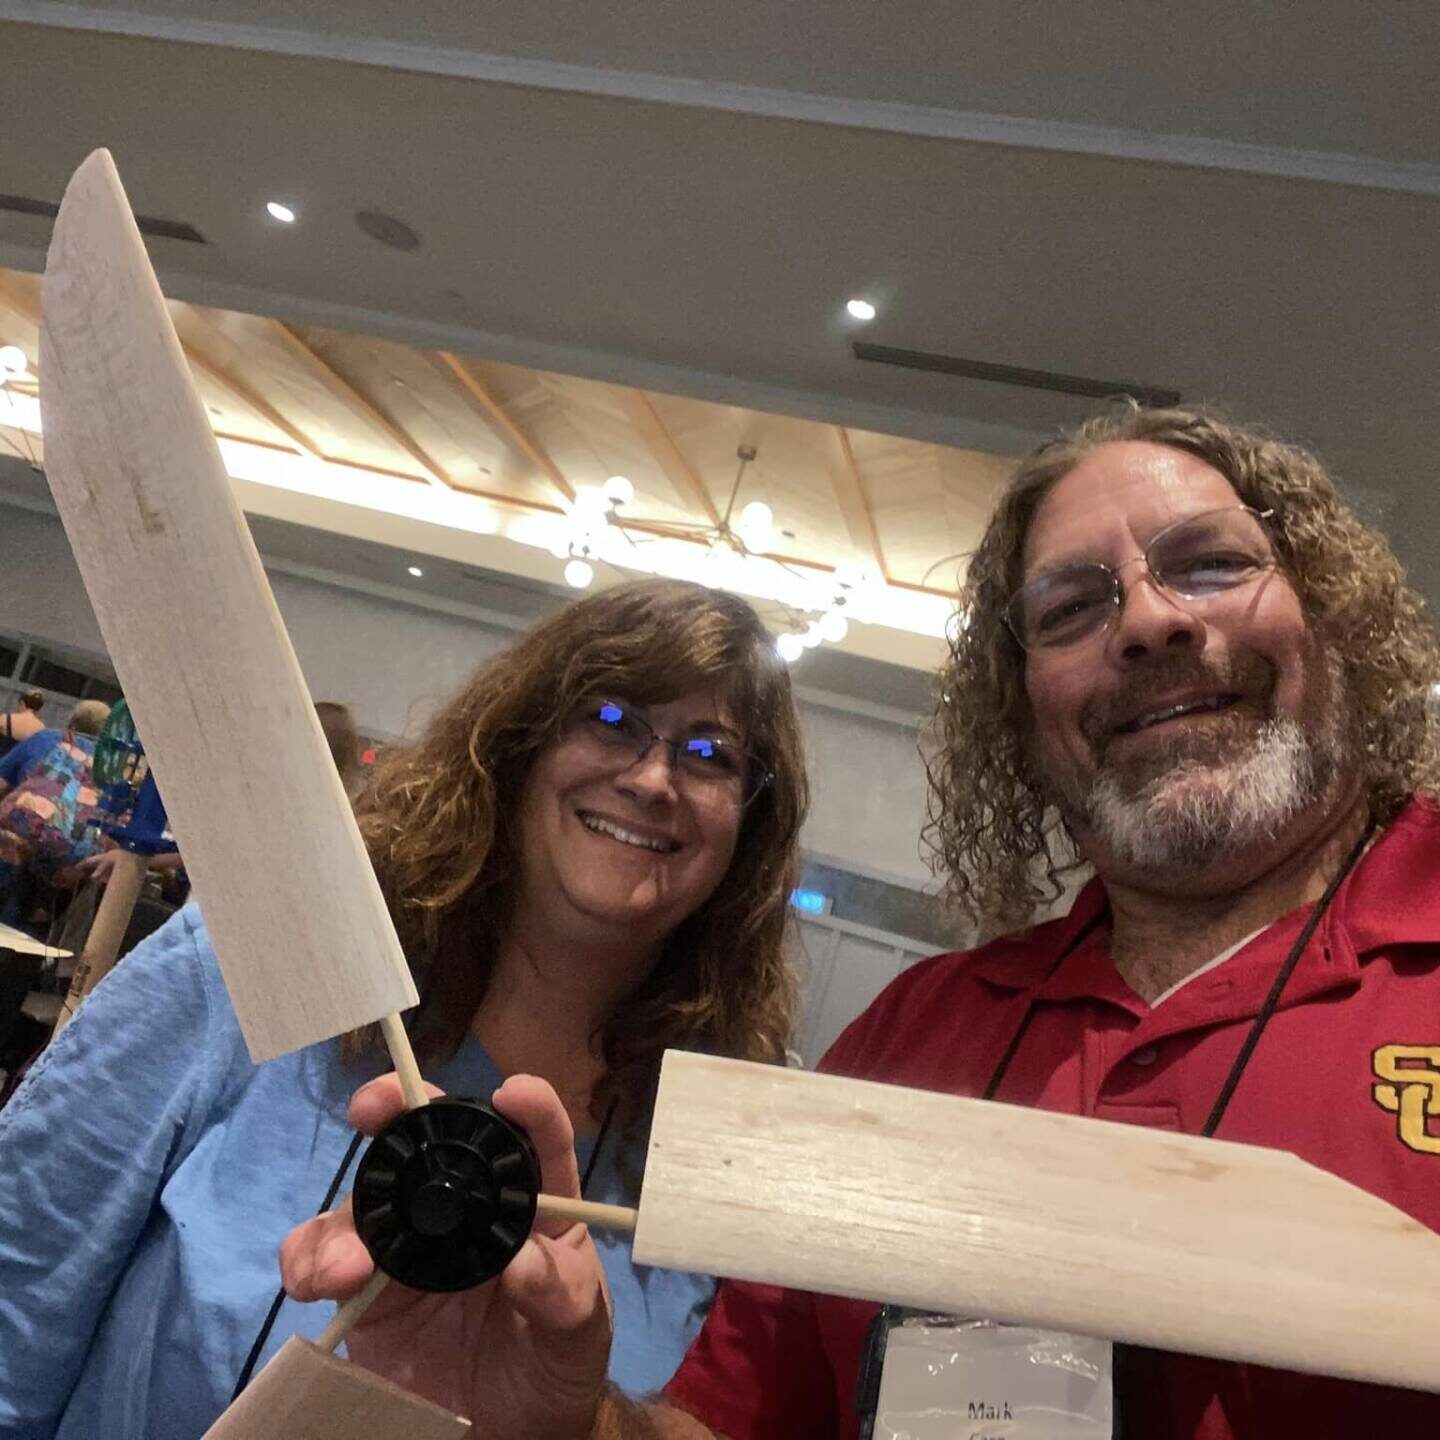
407,565,424,578
800,623,824,649
266,201,297,224
776,633,805,663
846,298,877,322
603,474,634,505
818,610,849,643
0,345,26,377
740,500,773,531
564,558,595,589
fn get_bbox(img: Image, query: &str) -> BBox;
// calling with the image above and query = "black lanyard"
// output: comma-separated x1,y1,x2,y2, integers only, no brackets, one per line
982,818,1375,1138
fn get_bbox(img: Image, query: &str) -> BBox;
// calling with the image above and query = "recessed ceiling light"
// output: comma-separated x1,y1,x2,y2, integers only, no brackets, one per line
266,201,297,224
846,299,877,322
407,565,424,578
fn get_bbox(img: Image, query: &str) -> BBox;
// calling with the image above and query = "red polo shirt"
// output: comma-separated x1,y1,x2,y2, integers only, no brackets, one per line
666,797,1440,1439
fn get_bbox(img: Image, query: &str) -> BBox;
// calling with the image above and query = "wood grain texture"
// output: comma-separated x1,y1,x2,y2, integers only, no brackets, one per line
203,1337,470,1438
50,849,148,1039
39,150,417,1061
0,921,70,960
635,1051,1440,1391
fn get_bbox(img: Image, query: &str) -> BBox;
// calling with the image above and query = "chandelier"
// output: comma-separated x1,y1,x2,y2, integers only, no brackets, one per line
545,444,879,662
0,345,40,470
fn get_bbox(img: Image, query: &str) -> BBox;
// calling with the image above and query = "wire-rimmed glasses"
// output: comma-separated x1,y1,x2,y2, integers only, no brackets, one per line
1004,506,1278,652
569,698,773,806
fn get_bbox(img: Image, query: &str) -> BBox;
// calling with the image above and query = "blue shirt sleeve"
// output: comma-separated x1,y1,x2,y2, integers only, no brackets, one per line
0,730,59,787
0,908,231,1437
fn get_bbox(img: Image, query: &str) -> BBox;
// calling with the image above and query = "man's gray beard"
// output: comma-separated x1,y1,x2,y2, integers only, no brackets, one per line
1081,717,1334,874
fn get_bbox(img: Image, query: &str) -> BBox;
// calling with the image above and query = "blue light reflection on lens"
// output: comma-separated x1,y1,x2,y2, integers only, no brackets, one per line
598,702,624,725
789,888,829,915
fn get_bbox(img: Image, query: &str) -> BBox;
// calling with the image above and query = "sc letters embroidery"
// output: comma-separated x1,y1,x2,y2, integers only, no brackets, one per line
1372,1045,1440,1155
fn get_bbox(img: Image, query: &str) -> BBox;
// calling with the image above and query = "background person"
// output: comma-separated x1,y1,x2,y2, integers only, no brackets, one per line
0,687,46,760
0,698,110,928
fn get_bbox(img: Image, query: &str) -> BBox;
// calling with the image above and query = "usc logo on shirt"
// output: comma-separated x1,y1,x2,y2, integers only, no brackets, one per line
1373,1045,1440,1155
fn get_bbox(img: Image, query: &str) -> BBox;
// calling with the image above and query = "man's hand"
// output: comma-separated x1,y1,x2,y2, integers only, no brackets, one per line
281,1073,615,1439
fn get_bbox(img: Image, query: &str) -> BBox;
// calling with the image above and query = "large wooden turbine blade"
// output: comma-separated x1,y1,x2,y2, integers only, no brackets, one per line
40,149,417,1061
635,1051,1440,1393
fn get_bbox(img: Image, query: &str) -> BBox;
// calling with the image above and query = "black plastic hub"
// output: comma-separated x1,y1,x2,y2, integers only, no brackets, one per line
352,1097,541,1292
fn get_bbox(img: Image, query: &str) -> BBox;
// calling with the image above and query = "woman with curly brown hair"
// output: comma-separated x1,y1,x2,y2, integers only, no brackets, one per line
0,578,808,1440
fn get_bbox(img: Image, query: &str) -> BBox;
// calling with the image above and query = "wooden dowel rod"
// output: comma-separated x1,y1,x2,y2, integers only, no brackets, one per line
316,1268,390,1354
50,850,149,1040
379,1012,430,1112
536,1196,639,1234
368,1021,637,1240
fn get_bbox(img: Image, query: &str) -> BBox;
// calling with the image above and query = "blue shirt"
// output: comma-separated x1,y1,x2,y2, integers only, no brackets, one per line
0,908,714,1439
0,730,77,788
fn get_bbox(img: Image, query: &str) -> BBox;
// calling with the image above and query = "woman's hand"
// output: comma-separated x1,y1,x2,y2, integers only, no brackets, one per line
281,1073,614,1439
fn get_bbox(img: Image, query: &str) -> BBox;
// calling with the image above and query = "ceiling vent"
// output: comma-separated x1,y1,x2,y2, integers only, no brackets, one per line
0,192,209,245
853,341,1179,408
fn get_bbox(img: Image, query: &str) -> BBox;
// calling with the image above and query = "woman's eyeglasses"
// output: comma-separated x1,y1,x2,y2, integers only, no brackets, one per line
570,699,773,805
1004,506,1278,652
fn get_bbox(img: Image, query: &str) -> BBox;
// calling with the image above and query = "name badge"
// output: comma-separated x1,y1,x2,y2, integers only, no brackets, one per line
857,1310,1114,1439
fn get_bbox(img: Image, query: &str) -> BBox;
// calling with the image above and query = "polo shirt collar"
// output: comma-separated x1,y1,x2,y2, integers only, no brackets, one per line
971,878,1140,1010
969,794,1440,1016
1332,795,1440,955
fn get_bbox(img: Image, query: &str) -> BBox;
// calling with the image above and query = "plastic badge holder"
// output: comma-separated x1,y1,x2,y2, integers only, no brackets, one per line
871,1318,1113,1439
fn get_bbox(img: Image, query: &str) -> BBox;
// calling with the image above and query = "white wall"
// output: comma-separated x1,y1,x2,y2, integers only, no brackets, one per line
798,705,930,885
0,498,933,886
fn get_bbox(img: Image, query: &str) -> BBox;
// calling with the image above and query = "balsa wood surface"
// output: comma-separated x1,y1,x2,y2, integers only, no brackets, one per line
0,922,69,960
203,1337,470,1438
635,1051,1440,1391
39,150,417,1061
50,848,147,1039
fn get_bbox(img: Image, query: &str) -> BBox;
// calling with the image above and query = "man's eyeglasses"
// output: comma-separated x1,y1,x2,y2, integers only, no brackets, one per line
1004,505,1278,653
571,699,773,806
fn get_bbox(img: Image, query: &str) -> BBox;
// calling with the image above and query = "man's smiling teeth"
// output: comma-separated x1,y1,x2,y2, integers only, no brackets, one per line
1120,695,1240,734
579,812,676,853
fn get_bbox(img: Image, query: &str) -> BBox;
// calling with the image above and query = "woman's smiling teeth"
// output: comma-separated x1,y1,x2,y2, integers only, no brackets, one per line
578,811,679,853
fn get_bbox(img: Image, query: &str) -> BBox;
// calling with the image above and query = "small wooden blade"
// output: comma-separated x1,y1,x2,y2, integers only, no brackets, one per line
203,1336,469,1438
40,150,417,1061
635,1051,1440,1392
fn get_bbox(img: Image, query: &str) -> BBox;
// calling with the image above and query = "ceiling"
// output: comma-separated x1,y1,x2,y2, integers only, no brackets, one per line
0,265,1012,669
0,4,1436,621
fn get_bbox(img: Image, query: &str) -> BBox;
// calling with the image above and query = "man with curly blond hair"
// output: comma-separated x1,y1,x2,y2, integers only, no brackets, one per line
283,407,1440,1440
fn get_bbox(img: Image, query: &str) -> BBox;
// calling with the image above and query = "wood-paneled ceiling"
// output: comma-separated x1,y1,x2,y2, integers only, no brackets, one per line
0,266,1013,668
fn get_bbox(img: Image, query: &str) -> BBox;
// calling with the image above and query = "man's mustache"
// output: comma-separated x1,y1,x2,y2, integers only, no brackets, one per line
1080,653,1276,750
